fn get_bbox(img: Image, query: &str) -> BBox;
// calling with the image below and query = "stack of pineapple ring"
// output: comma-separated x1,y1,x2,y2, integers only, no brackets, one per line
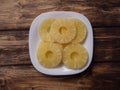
37,17,88,69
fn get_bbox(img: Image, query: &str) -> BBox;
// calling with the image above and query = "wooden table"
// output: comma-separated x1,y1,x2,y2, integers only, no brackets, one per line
0,0,120,90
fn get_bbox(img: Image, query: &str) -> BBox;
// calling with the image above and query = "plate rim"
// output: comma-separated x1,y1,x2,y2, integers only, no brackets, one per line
29,11,93,76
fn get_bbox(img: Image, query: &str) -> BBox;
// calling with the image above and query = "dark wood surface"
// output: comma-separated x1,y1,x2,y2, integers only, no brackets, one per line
0,0,120,90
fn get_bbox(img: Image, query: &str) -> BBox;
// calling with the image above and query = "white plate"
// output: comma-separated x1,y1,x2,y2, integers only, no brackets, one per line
29,11,93,76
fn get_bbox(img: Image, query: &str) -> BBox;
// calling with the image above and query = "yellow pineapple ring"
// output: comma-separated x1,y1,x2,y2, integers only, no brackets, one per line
50,18,76,44
37,41,62,68
63,44,88,69
71,18,87,43
38,18,56,42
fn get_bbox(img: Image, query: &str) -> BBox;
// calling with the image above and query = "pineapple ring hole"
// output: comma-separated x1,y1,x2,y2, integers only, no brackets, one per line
46,51,53,58
47,27,50,33
70,52,78,60
59,27,67,34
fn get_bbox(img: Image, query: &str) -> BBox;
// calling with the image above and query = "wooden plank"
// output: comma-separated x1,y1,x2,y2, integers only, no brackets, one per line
0,63,120,90
93,28,120,62
0,31,30,65
0,0,120,30
0,28,120,65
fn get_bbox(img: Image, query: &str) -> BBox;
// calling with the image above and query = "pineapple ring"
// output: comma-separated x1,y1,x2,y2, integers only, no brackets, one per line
63,44,88,69
71,18,87,43
37,41,62,68
38,18,56,42
50,18,76,44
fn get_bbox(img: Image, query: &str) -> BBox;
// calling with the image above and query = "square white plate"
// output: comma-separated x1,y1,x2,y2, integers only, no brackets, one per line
29,11,93,75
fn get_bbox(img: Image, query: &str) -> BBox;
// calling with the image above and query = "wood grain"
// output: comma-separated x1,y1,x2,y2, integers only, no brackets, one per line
0,0,120,89
0,31,29,66
0,63,120,90
0,28,120,65
0,0,120,30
